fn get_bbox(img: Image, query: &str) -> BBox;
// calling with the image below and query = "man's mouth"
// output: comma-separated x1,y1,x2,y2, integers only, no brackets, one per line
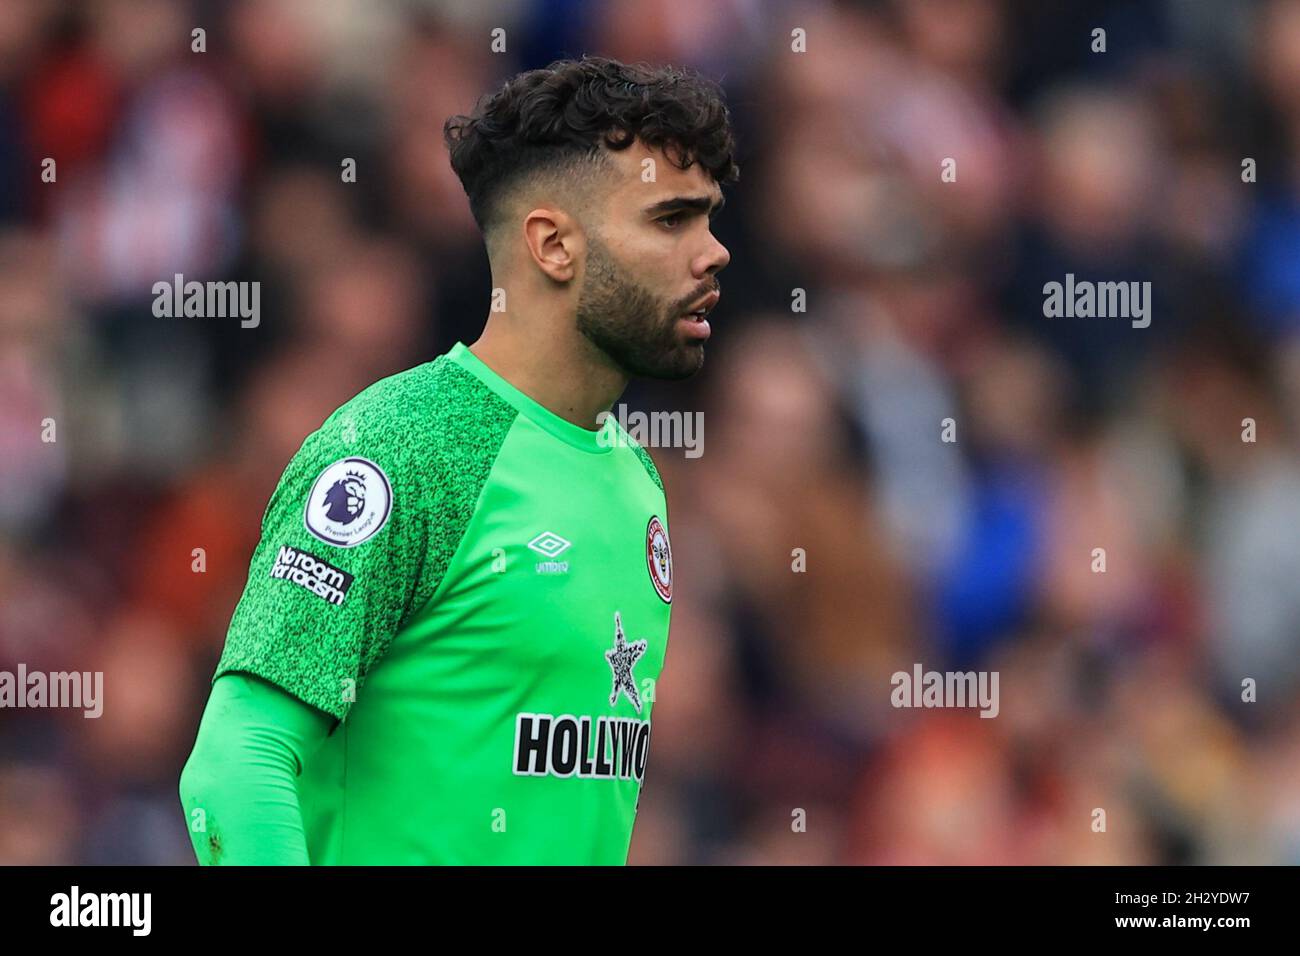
682,289,720,321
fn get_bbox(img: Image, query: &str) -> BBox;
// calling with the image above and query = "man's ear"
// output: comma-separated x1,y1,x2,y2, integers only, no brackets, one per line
523,207,581,283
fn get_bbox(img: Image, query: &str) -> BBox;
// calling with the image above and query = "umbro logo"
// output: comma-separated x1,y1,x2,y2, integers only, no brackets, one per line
527,532,571,558
528,531,571,574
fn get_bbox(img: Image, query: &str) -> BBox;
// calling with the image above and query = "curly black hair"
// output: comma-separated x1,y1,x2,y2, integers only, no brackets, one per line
444,56,739,242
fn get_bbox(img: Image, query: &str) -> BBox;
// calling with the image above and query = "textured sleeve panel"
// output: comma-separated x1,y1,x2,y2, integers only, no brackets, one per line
214,358,517,720
407,359,519,618
622,425,665,495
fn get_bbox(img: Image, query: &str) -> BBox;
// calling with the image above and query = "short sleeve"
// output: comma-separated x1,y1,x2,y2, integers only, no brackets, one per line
214,412,435,721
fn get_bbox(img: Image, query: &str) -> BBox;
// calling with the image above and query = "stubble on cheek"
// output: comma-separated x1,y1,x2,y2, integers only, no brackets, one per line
576,236,705,379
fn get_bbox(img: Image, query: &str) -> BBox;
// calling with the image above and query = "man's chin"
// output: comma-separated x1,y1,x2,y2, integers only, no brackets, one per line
616,343,702,382
638,342,705,380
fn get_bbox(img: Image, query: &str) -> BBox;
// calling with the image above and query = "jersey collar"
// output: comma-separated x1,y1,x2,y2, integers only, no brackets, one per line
447,341,617,454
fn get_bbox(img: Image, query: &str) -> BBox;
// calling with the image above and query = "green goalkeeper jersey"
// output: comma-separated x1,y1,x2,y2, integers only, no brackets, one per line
213,341,674,864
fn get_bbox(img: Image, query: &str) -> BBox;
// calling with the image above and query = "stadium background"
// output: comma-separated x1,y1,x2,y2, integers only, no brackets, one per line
2,0,1300,864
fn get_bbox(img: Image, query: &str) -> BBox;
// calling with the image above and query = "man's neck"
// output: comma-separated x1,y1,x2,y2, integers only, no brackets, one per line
468,319,628,431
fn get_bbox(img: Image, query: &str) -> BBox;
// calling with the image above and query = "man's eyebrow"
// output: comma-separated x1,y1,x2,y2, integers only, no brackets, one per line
644,194,726,217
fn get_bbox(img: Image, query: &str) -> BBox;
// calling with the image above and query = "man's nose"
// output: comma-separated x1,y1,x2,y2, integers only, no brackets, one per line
697,232,731,277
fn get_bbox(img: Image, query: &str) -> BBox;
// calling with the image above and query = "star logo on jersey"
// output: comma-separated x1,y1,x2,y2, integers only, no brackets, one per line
605,611,648,714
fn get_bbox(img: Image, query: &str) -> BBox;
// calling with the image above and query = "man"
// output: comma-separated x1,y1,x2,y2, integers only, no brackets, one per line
178,55,736,864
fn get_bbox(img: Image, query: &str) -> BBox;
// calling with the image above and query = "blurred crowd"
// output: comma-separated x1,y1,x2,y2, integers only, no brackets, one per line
2,0,1300,864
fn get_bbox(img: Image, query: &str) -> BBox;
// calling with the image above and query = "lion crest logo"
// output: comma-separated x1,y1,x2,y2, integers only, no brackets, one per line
322,472,367,525
304,457,392,548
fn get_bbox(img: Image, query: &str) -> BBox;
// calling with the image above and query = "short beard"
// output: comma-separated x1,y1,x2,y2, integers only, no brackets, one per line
575,232,706,380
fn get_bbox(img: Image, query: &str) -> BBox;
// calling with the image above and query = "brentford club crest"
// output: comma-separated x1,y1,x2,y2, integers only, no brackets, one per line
645,515,672,603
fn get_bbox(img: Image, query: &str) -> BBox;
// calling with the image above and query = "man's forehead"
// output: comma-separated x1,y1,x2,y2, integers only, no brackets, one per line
605,140,722,204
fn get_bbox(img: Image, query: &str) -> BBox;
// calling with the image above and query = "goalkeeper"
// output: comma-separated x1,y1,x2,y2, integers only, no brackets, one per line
178,55,734,864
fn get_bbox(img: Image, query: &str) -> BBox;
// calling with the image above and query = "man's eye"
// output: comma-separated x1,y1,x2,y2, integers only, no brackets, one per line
659,213,685,228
